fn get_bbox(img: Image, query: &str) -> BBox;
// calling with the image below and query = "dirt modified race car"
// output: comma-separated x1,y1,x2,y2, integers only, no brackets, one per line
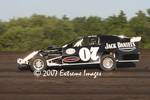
17,35,141,71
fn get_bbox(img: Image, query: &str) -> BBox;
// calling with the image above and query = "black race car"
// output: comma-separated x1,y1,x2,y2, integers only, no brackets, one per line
17,35,141,71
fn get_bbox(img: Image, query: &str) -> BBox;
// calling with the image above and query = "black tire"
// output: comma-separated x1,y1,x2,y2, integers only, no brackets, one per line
100,55,116,71
29,56,47,72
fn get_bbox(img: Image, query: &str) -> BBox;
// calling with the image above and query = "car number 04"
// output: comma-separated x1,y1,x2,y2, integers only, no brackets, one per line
79,47,99,61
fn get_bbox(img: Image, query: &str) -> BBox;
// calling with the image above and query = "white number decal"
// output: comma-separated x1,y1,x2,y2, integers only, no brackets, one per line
79,47,99,61
90,47,99,61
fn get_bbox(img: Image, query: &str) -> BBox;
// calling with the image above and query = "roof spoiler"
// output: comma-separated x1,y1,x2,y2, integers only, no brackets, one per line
130,37,141,42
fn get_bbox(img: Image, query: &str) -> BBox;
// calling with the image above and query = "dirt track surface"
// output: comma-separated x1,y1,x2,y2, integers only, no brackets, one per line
0,50,150,100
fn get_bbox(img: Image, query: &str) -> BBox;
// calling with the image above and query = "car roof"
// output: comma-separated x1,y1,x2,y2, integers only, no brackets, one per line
85,34,129,39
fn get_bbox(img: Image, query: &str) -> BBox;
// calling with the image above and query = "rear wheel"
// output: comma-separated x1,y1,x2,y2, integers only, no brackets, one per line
100,55,116,71
29,56,47,72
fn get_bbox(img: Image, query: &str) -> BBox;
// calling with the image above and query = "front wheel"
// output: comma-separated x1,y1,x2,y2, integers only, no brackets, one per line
29,56,47,72
100,55,116,71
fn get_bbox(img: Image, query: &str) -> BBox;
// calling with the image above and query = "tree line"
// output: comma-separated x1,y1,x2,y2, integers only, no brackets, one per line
0,9,150,51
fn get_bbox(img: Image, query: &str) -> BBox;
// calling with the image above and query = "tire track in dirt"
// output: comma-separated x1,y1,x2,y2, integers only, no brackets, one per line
0,50,150,100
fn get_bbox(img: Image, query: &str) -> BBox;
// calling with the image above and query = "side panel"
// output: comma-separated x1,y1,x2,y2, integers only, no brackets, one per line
104,41,140,62
116,42,140,62
62,46,101,64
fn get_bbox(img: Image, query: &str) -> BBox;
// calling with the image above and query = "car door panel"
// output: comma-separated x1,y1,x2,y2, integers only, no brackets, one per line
62,46,100,64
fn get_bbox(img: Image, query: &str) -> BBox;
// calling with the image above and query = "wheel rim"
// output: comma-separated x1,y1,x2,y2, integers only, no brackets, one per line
33,59,44,70
102,57,114,69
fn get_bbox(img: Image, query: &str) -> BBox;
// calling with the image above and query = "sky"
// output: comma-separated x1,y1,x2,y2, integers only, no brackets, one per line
0,0,150,21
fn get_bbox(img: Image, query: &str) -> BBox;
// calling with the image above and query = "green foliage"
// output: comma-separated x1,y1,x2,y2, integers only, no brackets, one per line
0,10,150,51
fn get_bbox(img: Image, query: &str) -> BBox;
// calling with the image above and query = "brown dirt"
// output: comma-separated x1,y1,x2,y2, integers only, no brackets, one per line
0,50,150,100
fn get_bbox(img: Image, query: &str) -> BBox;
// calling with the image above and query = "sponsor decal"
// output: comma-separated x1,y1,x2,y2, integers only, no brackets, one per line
117,42,136,52
66,48,76,55
105,42,136,52
105,43,116,49
63,56,80,63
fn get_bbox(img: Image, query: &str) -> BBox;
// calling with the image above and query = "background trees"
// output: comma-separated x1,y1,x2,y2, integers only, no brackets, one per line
0,9,150,51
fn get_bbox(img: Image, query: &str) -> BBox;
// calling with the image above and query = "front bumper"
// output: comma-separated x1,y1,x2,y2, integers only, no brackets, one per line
17,51,39,70
17,63,29,70
17,51,39,65
17,58,30,70
17,58,28,65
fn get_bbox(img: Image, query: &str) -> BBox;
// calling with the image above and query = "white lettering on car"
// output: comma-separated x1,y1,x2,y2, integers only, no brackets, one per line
105,42,136,52
79,47,99,61
105,43,117,49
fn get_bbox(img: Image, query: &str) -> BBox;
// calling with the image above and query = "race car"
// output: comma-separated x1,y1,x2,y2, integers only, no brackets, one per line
17,35,141,71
